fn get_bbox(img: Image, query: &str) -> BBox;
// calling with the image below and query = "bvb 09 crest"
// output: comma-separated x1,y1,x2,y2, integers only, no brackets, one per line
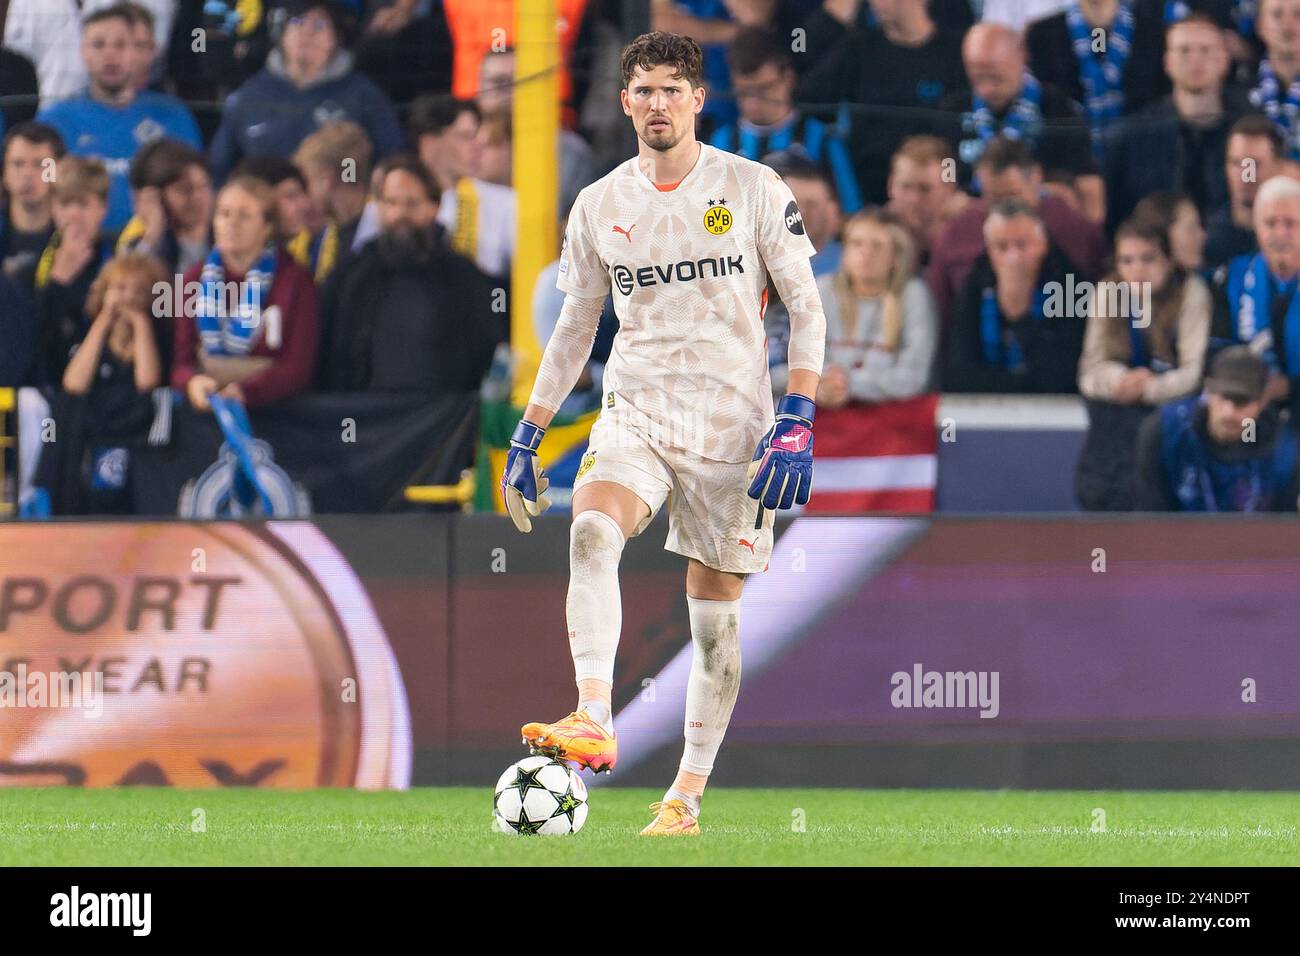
703,201,732,235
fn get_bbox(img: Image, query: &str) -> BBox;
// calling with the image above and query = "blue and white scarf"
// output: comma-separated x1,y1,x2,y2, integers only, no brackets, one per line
962,72,1045,164
1250,59,1300,159
1067,1,1135,156
1226,252,1300,376
980,286,1049,372
196,244,277,356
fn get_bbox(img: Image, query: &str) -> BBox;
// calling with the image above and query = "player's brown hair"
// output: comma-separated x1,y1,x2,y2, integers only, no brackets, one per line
620,32,705,90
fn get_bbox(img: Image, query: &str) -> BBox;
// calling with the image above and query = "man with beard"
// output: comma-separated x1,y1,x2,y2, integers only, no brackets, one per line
37,5,201,234
315,155,504,393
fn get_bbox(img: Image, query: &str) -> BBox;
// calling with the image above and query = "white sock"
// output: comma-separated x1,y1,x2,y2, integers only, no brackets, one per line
680,595,742,776
664,787,701,817
579,699,612,732
567,510,625,688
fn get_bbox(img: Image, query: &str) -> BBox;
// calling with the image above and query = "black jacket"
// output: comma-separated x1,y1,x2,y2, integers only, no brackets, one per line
317,230,506,393
1102,89,1254,234
945,246,1085,394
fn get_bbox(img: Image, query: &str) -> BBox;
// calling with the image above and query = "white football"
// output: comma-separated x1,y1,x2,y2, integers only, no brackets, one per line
493,756,589,835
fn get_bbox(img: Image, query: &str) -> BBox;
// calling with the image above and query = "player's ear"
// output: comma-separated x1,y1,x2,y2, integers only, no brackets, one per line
693,84,706,114
620,88,632,117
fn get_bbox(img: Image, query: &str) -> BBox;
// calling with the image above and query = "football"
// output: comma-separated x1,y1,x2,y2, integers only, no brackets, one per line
492,756,589,835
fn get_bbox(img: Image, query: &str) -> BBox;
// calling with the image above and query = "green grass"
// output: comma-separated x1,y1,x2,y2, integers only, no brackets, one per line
1,788,1298,865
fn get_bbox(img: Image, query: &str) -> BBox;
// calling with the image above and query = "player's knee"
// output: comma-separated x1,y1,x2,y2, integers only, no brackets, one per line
570,510,626,571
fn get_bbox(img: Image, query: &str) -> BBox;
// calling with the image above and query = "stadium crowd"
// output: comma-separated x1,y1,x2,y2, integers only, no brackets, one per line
2,0,1300,514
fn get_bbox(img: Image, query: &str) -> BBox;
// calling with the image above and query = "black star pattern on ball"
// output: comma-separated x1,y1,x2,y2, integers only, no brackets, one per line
509,808,547,835
511,764,550,800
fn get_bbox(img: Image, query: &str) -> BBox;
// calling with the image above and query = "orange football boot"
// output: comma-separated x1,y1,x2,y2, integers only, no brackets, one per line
639,799,701,836
520,708,617,773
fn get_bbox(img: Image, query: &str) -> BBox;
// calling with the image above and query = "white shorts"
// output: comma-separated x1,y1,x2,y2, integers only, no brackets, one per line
572,416,774,574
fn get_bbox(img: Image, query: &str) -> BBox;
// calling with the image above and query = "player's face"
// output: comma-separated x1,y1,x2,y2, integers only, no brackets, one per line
164,165,215,233
622,65,704,152
83,19,132,98
3,137,56,205
378,169,439,235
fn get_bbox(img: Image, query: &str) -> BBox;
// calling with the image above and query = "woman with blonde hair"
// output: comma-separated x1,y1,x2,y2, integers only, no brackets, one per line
813,207,937,408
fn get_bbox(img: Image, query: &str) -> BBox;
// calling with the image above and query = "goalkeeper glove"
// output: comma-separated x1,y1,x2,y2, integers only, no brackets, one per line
747,393,815,511
501,419,551,532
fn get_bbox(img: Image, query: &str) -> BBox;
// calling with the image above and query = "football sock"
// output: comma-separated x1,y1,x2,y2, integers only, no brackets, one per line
579,699,612,732
567,510,625,690
680,595,742,776
664,787,701,817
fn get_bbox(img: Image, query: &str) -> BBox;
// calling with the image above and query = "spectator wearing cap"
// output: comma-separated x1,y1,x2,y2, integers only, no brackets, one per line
1076,217,1211,510
711,27,862,214
208,0,404,183
316,155,505,393
927,137,1108,332
1204,116,1287,269
1134,345,1299,510
1211,174,1300,414
37,5,202,233
945,198,1086,393
116,139,214,273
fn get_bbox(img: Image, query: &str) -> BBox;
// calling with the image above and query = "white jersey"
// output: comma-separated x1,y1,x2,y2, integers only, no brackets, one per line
554,143,822,463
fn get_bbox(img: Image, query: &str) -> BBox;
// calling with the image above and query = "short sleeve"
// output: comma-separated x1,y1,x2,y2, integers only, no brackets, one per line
756,168,818,272
556,191,611,298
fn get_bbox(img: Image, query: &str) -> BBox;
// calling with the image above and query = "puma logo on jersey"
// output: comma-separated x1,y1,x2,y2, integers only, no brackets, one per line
738,538,757,554
612,224,636,242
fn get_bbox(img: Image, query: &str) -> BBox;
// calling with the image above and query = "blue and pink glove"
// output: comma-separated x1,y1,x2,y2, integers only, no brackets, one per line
747,393,815,512
501,419,551,533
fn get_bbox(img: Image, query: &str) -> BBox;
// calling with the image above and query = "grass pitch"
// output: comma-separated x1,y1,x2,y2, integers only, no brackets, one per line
1,788,1298,866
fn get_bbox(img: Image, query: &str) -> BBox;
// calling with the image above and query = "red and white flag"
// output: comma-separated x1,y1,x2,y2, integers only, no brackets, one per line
804,394,938,514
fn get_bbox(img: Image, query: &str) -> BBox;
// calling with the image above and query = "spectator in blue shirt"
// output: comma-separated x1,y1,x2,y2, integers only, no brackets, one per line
208,0,404,183
37,5,202,234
